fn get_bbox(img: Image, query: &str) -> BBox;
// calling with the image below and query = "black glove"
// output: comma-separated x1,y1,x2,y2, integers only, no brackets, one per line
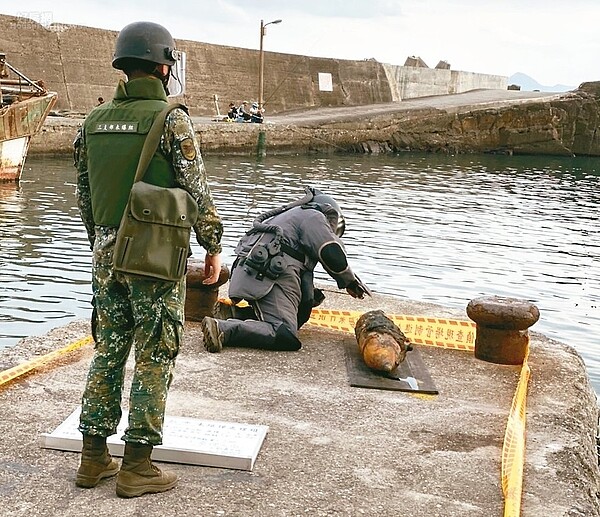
346,276,371,299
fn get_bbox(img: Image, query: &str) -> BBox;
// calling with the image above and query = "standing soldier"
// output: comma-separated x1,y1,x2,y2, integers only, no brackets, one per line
73,21,223,497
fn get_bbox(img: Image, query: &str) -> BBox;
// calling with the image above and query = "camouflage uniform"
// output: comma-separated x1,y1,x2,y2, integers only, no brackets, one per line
75,78,222,445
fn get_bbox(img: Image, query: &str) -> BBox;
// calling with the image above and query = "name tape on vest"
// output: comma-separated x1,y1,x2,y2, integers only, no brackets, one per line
94,122,139,132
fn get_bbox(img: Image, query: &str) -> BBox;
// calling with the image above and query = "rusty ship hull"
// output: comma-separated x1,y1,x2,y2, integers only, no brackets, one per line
0,54,57,182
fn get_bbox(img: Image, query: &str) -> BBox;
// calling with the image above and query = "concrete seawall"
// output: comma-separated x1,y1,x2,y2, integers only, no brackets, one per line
1,14,505,116
10,14,599,159
30,87,600,158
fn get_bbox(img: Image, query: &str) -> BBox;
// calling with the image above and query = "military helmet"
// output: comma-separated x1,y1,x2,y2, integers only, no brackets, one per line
112,21,178,70
311,189,346,237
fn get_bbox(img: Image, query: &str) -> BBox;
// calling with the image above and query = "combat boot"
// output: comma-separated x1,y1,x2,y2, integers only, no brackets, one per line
75,434,119,488
201,316,224,352
116,442,178,498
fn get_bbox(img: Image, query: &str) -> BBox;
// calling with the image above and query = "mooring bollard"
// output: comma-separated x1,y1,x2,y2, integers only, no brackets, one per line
256,130,266,158
466,295,540,365
185,260,230,321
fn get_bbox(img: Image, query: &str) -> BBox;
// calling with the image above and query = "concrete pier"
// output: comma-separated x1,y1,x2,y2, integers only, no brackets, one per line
1,289,598,516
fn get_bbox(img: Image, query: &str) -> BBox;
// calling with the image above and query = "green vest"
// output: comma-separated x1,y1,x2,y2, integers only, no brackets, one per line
85,77,178,226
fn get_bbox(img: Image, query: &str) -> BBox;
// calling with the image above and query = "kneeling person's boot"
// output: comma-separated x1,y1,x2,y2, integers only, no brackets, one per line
76,434,119,488
116,442,178,498
201,316,225,353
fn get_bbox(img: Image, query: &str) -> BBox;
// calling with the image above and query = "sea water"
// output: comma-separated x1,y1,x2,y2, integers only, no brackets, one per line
1,153,597,391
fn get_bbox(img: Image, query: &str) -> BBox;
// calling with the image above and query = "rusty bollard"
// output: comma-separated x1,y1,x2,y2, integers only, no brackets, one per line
466,295,540,365
185,259,230,322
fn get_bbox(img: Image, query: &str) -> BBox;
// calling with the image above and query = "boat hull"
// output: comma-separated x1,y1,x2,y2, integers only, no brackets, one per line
0,92,57,182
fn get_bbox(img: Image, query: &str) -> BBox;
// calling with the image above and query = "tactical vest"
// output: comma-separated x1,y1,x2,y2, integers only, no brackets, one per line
85,96,176,226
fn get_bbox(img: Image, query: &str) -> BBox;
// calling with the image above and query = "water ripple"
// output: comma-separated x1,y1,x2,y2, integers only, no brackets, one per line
1,153,599,392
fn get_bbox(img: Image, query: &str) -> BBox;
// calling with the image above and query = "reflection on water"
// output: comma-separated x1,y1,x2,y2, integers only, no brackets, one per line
0,154,598,391
0,165,92,346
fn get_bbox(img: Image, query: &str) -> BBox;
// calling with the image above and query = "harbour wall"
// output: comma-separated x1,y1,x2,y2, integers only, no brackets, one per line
32,86,600,158
0,14,506,116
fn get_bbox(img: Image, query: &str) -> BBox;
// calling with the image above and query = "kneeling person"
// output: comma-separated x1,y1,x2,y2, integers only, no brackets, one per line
201,187,369,352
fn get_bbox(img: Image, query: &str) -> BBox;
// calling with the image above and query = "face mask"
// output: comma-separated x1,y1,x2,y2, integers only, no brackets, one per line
166,50,186,97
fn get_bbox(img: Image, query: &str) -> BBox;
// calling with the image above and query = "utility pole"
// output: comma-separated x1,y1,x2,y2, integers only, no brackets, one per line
258,18,282,112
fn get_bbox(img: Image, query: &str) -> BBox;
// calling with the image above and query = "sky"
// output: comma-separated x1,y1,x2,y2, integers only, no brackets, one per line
2,0,598,88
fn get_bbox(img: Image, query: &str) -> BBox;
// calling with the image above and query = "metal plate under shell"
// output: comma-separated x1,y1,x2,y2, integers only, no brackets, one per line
345,338,438,394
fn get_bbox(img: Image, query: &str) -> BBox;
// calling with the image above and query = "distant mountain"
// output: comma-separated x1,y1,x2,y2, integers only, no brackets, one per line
508,72,576,93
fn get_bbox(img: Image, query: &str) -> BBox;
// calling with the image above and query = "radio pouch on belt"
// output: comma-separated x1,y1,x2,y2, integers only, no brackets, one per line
113,103,199,282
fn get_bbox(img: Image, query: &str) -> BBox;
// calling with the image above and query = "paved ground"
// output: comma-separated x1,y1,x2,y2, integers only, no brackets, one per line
192,89,561,126
0,286,598,517
45,89,560,128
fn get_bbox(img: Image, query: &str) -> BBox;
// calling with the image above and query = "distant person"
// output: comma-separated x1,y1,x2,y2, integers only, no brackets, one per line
201,187,370,353
227,102,238,120
73,21,223,498
250,102,264,123
237,101,251,122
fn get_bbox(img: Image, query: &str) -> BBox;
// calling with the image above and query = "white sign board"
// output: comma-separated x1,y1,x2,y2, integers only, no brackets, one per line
40,407,268,471
318,72,333,92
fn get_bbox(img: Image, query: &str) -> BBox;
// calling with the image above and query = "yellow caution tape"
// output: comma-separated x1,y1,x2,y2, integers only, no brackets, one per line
0,335,93,387
308,308,476,351
502,344,530,517
308,307,528,516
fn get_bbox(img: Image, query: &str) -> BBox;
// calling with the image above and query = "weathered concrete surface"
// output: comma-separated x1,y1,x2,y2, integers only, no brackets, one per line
31,86,600,157
0,14,504,116
1,288,598,517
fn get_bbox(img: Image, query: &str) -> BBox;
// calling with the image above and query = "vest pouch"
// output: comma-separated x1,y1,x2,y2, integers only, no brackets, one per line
113,181,199,282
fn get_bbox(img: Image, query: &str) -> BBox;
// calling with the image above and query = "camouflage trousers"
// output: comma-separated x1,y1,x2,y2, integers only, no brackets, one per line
78,228,185,445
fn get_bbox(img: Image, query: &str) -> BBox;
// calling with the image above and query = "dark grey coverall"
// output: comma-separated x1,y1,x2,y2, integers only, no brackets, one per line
219,203,361,350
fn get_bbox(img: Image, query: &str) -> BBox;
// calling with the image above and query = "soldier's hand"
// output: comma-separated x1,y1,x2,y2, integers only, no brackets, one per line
203,253,221,284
